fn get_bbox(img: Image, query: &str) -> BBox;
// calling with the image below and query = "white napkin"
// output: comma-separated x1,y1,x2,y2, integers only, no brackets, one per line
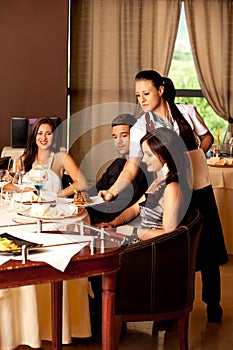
14,191,38,202
0,231,92,272
187,149,211,190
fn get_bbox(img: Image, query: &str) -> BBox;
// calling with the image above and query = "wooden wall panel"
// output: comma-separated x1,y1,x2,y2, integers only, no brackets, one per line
0,0,68,153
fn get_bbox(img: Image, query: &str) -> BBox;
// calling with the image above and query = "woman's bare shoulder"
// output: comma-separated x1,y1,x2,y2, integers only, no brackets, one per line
53,151,68,164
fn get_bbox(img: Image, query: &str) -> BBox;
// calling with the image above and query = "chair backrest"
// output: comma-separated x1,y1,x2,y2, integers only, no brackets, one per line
0,156,10,170
115,209,203,315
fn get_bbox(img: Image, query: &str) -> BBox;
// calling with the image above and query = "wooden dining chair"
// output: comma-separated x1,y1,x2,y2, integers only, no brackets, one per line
113,209,203,350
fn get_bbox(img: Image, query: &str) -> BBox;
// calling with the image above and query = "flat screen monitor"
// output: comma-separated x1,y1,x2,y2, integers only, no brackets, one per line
11,116,61,148
11,117,28,148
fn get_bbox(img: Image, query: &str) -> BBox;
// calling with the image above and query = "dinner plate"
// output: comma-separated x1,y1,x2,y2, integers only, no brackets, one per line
12,216,37,224
0,232,42,255
56,197,73,204
208,164,233,168
14,192,56,205
207,157,233,167
71,196,104,207
18,204,86,220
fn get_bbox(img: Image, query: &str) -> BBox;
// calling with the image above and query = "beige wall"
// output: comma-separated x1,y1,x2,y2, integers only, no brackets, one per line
0,0,68,153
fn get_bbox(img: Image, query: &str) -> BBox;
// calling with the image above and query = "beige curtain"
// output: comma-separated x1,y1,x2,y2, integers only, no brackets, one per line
184,0,233,121
70,0,181,182
70,0,181,112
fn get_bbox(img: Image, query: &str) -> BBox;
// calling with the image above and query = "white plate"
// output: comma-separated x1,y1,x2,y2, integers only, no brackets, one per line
18,204,86,220
12,216,37,224
71,196,104,207
56,197,73,204
207,157,233,167
14,191,56,204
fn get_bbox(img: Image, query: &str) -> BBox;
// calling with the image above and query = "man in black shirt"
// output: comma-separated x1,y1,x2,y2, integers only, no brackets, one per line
87,113,149,224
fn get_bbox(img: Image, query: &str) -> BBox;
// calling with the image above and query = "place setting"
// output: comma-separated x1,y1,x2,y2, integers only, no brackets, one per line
207,127,233,167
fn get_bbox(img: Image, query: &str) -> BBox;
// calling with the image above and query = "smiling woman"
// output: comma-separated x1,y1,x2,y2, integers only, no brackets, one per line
0,117,92,350
4,117,88,198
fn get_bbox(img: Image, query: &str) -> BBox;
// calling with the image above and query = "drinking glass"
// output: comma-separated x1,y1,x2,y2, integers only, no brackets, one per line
7,157,17,179
14,158,25,185
10,159,26,208
29,165,48,201
229,137,233,158
0,169,12,208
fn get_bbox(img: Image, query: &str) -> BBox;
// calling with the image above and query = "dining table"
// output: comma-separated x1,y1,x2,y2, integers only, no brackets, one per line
0,231,124,350
0,194,124,350
207,161,233,254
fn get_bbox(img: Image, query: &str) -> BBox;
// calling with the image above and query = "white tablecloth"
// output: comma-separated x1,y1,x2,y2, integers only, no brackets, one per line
208,164,233,254
0,206,92,350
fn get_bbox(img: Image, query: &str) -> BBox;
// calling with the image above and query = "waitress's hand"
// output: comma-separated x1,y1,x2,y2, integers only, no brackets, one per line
98,190,115,202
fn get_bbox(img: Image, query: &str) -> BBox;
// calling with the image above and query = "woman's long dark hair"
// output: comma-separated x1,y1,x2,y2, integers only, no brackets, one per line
140,128,188,182
22,117,58,172
135,70,197,151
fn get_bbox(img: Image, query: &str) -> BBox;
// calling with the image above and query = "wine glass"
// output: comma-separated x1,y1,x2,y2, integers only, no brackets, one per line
10,159,26,208
0,169,10,208
229,137,233,158
29,166,48,201
7,157,17,180
9,158,25,186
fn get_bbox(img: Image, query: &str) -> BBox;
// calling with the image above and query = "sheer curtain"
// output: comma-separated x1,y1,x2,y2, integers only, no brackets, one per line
184,0,233,121
70,0,181,182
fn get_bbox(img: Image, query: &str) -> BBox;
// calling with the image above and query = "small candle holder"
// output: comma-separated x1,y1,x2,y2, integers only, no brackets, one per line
215,146,221,157
211,144,221,157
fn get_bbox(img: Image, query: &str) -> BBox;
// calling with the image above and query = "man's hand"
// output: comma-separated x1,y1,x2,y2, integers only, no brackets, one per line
95,221,114,229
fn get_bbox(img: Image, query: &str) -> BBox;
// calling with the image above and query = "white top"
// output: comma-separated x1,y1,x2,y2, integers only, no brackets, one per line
28,152,62,193
129,103,209,158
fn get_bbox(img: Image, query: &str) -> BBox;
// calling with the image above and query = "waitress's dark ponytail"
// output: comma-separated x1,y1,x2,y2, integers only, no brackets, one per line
162,77,176,104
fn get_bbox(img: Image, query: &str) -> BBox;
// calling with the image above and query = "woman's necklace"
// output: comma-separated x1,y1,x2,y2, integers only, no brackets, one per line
152,111,172,129
146,171,166,194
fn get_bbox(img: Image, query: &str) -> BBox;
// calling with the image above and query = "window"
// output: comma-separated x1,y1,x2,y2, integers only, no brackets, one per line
168,3,227,144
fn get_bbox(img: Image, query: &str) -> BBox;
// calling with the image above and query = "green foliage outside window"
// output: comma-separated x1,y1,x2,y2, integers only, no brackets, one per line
169,51,227,145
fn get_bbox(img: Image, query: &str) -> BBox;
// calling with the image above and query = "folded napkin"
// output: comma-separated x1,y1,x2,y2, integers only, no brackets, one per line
187,149,211,190
0,230,92,272
29,203,78,218
14,191,38,202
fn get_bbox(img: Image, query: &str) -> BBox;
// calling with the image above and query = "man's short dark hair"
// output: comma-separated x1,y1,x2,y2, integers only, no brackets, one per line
111,114,137,128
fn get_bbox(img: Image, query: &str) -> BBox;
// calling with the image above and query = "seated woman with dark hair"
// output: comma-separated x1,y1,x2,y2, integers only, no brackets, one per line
97,127,192,241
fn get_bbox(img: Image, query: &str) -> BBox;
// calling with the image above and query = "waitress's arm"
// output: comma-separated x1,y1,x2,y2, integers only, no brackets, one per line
98,157,141,201
199,131,214,153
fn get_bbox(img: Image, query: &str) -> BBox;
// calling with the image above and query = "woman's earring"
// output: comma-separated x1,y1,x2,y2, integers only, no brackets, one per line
162,163,169,176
